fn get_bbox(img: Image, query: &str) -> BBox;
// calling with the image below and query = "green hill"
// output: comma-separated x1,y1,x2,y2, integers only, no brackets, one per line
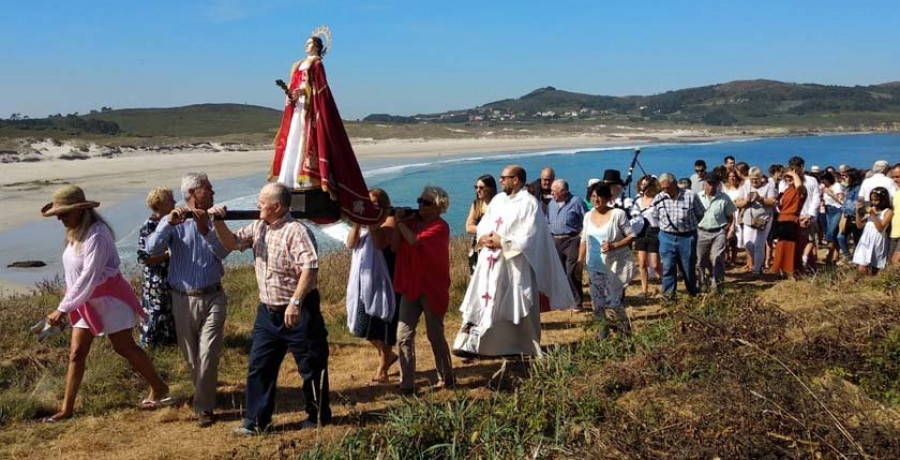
405,79,900,127
85,103,282,137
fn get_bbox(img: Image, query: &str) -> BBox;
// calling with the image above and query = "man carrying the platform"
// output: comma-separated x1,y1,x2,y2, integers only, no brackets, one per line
459,165,575,358
146,172,229,428
211,182,331,435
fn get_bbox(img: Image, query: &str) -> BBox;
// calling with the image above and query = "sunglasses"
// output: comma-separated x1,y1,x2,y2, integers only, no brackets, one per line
474,185,485,190
695,169,705,173
417,197,435,206
500,175,515,180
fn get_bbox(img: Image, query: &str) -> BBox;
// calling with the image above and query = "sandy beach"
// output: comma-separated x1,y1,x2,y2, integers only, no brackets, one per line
0,129,749,233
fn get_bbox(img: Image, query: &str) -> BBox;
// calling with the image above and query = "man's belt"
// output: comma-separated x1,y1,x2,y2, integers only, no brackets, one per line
172,283,223,297
552,232,580,240
698,225,726,233
660,229,695,237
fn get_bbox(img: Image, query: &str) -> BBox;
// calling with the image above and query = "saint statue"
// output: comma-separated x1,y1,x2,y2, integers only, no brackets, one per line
270,26,382,224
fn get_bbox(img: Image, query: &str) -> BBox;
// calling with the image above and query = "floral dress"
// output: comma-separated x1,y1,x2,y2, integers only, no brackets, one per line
137,217,176,347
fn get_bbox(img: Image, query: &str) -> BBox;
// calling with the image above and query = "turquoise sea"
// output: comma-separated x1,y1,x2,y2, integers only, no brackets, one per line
2,133,898,288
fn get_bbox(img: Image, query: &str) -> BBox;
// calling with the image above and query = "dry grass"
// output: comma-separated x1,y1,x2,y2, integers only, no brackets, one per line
1,245,898,459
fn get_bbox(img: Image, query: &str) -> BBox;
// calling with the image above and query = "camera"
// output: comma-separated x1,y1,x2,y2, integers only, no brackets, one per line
387,207,417,218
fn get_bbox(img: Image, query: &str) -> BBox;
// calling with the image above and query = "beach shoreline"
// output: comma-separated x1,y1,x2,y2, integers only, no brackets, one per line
0,129,768,233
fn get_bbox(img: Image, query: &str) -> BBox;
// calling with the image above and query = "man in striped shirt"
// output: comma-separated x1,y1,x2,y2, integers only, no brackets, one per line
211,182,331,435
146,172,230,427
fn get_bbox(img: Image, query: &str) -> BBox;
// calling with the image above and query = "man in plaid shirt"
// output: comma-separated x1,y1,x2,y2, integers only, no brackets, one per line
651,173,706,297
211,183,331,435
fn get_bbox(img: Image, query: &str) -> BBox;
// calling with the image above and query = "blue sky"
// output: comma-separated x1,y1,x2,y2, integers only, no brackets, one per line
3,0,899,120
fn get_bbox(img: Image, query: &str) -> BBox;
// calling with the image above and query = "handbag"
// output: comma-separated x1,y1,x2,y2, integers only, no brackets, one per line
749,216,769,230
452,323,482,358
747,205,770,230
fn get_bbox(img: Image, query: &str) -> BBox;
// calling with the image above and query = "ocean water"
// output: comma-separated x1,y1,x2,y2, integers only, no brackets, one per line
2,133,898,288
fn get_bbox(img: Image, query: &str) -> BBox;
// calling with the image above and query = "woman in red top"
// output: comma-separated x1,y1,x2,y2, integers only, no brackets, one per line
392,185,454,395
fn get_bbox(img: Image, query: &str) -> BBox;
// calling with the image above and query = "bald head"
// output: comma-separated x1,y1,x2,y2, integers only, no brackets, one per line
258,183,291,223
501,165,526,195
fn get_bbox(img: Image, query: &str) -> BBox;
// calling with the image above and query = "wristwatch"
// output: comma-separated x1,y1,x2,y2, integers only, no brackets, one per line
290,297,301,307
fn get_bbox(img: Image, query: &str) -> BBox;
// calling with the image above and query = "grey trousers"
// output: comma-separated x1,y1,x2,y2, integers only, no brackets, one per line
697,228,727,291
171,289,227,414
397,294,454,391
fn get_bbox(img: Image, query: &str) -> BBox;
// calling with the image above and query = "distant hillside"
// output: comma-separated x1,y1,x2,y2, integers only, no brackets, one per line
85,103,281,137
388,79,900,127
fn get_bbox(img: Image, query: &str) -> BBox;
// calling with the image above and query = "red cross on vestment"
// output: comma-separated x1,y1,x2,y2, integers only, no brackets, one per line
481,291,492,309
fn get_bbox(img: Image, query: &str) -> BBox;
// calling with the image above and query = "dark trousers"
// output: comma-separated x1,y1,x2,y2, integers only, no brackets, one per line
243,290,331,430
553,234,583,306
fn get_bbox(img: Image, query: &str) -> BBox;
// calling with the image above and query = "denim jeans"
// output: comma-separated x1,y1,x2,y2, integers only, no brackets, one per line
658,230,698,296
824,206,841,243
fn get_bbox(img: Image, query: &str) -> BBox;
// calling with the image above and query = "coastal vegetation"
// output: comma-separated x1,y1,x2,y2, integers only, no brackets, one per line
1,237,898,458
3,79,900,153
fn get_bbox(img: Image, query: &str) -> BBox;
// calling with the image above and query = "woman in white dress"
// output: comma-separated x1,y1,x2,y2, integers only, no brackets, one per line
41,186,169,422
852,187,893,275
722,169,744,267
579,182,635,339
735,167,777,275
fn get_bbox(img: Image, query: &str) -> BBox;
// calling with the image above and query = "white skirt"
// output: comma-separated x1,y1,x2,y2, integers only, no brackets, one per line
73,296,137,336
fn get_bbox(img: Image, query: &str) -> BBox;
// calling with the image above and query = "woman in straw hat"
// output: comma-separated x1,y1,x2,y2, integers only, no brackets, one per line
41,185,170,422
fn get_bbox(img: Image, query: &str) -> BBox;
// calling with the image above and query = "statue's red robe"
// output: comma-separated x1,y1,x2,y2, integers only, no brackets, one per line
271,56,382,225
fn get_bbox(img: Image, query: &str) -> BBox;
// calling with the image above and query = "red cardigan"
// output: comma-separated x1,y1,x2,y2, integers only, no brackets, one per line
393,217,451,315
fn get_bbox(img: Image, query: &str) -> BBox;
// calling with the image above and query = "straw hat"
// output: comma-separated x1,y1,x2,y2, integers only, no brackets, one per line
40,185,100,217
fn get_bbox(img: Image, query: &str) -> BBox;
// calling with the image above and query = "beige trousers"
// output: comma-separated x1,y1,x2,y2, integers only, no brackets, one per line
397,295,454,390
171,290,227,414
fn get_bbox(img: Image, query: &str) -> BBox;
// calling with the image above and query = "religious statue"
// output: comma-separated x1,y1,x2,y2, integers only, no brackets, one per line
270,26,382,224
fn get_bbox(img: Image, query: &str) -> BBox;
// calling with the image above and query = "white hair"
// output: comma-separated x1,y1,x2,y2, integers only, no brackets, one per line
748,166,763,178
658,172,676,184
181,172,209,200
873,160,889,174
552,179,569,191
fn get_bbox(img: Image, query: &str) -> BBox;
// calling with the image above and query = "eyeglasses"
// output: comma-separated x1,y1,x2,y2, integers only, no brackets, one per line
499,175,515,180
417,197,435,206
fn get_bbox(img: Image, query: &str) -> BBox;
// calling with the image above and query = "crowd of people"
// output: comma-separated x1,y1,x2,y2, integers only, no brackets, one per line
37,153,899,436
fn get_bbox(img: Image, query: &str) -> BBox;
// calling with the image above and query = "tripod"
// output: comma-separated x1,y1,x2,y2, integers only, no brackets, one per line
620,148,650,203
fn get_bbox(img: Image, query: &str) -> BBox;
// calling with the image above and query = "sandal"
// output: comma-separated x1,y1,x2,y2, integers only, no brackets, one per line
139,396,174,410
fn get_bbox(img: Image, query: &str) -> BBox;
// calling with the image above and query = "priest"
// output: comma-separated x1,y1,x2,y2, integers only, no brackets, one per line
458,165,576,357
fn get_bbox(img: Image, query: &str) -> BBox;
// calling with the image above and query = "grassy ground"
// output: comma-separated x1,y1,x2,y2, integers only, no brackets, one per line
0,239,898,458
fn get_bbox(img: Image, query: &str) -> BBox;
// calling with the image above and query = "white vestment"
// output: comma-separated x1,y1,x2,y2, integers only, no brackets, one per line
459,190,576,357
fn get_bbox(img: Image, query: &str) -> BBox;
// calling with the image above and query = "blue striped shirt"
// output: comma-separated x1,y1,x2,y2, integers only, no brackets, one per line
145,219,230,291
547,195,587,235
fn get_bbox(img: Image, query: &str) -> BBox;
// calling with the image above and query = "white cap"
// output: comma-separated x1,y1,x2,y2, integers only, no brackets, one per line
587,178,601,187
810,165,821,173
